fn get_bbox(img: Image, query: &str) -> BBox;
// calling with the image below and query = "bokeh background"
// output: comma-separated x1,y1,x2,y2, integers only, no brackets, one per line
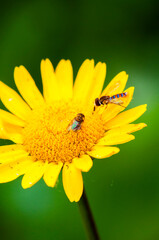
0,0,158,239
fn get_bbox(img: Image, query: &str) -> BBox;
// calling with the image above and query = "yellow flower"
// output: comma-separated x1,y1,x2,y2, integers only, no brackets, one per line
0,59,147,202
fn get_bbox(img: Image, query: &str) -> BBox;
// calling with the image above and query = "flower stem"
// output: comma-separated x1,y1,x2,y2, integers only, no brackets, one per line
78,188,100,240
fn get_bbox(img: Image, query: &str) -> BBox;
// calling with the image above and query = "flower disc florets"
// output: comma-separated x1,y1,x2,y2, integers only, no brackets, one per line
23,102,105,164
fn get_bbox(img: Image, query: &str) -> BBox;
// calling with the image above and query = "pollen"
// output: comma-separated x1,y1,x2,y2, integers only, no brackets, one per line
22,102,105,163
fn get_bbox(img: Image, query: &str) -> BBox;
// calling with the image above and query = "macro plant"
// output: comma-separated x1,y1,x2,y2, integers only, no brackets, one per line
0,59,147,239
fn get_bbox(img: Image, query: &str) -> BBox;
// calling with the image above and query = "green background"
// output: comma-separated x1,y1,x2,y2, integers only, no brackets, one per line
0,0,158,239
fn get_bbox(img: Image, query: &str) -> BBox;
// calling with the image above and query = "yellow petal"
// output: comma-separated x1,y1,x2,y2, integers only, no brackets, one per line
85,62,106,111
0,81,31,120
21,161,46,189
0,149,28,163
7,133,23,144
101,87,134,123
102,71,128,96
0,109,25,127
88,146,120,159
73,155,93,172
40,59,60,103
0,120,23,143
0,144,27,163
97,133,135,145
0,156,33,183
0,120,10,139
55,60,73,101
0,144,23,153
73,59,94,105
105,104,147,129
105,123,147,135
0,121,23,144
43,162,63,187
62,163,83,202
14,66,45,109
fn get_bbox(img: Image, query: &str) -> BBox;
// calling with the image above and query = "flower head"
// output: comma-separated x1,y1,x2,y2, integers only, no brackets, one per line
0,59,147,202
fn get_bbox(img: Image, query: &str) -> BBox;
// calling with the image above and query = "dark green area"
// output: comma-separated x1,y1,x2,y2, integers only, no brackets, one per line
0,0,158,239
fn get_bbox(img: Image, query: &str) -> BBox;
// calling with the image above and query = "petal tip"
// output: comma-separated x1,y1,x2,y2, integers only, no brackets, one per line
21,181,27,189
141,104,147,113
115,147,120,154
130,134,135,140
14,66,19,72
45,58,51,62
144,104,147,109
120,71,127,76
40,59,45,66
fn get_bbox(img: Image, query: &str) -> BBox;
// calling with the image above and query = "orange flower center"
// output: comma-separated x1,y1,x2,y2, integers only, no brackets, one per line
22,102,105,163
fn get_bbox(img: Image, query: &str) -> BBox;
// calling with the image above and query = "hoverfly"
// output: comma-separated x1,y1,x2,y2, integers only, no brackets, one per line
68,113,85,131
94,92,128,110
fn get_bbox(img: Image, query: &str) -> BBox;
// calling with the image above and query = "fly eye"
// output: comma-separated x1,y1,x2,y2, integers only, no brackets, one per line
95,98,101,106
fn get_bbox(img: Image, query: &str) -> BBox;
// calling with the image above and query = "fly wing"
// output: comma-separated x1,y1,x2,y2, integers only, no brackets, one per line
68,120,79,131
110,99,124,104
109,99,126,107
67,124,72,131
67,120,74,131
101,72,128,96
71,120,79,131
105,83,121,96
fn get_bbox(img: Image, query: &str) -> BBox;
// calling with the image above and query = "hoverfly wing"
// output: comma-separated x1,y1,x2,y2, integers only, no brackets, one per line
102,81,121,97
71,120,79,131
109,98,126,108
110,99,124,104
67,125,72,131
68,120,80,131
101,72,128,97
67,119,74,131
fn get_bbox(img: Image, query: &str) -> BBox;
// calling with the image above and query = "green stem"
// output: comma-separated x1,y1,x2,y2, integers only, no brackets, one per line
78,188,100,240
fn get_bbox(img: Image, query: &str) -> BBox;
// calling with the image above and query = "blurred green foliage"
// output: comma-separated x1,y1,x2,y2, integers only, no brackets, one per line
0,0,158,239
